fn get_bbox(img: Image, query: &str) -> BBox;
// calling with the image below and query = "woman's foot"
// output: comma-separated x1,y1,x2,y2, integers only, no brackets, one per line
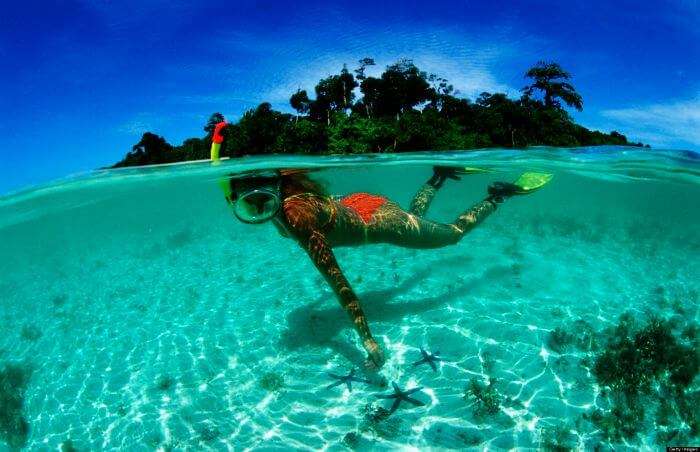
487,181,520,203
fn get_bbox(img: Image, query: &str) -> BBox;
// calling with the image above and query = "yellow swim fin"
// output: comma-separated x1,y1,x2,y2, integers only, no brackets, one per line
513,172,553,194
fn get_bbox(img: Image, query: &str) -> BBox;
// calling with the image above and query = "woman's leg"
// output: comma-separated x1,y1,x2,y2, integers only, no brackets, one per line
453,198,498,234
367,201,459,248
370,196,498,249
408,183,438,218
408,166,475,218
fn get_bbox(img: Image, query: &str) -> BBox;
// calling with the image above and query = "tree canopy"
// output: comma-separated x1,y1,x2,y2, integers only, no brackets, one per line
522,61,584,111
112,59,646,167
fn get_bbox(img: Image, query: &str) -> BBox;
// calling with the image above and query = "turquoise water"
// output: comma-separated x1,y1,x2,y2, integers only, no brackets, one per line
0,147,698,450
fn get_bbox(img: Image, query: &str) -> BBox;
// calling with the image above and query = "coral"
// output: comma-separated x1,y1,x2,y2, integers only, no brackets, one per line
547,320,597,354
0,363,31,450
584,401,645,442
586,312,699,443
546,327,573,354
465,378,501,416
593,316,698,393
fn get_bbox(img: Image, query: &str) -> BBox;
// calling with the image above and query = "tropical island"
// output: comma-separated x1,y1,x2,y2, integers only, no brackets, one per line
112,59,647,167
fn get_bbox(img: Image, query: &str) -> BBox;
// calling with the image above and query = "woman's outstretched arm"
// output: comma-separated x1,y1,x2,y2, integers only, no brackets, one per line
304,229,385,368
282,194,385,368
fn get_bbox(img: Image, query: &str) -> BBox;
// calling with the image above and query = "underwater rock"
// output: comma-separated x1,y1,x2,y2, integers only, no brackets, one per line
20,324,42,342
60,439,78,452
52,294,68,307
423,422,483,448
342,431,359,448
550,307,565,318
359,403,402,439
199,425,219,442
259,372,285,392
166,228,194,248
143,431,164,448
155,375,175,391
0,363,31,450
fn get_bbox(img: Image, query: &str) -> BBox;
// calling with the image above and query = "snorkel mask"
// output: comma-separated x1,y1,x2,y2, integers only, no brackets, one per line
227,171,282,224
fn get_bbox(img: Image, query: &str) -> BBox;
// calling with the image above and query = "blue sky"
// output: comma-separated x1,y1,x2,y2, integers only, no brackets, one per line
1,0,698,193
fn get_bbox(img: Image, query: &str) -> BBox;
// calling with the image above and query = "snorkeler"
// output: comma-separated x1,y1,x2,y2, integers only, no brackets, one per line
211,121,551,369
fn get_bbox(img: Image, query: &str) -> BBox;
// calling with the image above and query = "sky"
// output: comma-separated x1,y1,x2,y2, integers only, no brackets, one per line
1,0,699,193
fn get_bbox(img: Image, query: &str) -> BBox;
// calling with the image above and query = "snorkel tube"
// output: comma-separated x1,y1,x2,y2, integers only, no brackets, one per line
210,120,227,162
210,120,234,201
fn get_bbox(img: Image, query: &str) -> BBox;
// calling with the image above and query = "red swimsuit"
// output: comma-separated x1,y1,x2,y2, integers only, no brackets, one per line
340,193,388,224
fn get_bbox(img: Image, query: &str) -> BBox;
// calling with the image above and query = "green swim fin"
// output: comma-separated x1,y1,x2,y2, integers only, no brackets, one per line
513,172,553,193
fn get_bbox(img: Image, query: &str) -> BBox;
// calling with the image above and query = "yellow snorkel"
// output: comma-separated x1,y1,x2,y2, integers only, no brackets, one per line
210,120,226,162
210,120,233,201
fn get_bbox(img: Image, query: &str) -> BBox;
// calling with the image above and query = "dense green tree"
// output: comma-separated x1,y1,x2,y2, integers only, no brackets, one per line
276,118,326,154
290,89,311,116
354,57,376,81
522,61,584,111
359,59,433,118
178,137,208,161
113,132,175,167
304,67,359,124
224,103,292,155
112,59,645,168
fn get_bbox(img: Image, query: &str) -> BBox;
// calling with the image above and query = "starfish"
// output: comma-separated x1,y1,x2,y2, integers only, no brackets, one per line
326,368,371,392
412,347,442,372
376,382,425,414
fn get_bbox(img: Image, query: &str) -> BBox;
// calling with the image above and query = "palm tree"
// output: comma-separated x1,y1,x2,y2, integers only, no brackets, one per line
522,61,583,111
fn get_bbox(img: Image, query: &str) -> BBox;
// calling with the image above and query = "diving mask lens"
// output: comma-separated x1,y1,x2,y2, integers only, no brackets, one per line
233,188,281,224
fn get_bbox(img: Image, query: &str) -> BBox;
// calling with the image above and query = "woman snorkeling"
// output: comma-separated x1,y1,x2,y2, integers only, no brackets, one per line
211,121,551,369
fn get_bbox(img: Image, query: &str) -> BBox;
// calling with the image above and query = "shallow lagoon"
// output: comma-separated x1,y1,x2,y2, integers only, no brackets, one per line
0,147,698,450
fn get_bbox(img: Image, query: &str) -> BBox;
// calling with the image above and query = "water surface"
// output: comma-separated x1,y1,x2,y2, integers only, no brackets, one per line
0,147,698,450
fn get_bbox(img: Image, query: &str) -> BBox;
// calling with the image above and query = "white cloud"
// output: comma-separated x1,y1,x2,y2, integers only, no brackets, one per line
600,96,700,148
215,26,526,107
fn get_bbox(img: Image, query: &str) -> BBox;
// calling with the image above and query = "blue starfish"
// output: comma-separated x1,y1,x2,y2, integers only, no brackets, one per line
412,347,442,372
326,368,370,392
376,382,425,414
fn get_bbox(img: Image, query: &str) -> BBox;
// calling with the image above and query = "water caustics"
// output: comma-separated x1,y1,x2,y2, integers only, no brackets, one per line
0,147,698,450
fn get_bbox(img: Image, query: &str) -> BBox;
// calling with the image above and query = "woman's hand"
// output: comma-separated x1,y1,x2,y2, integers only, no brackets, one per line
364,338,386,370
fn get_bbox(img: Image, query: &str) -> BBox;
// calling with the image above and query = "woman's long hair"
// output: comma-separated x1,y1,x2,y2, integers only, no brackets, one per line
279,169,328,197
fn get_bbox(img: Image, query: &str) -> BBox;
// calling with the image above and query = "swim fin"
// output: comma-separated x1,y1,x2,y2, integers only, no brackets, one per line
512,172,553,194
487,172,552,202
430,166,492,188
